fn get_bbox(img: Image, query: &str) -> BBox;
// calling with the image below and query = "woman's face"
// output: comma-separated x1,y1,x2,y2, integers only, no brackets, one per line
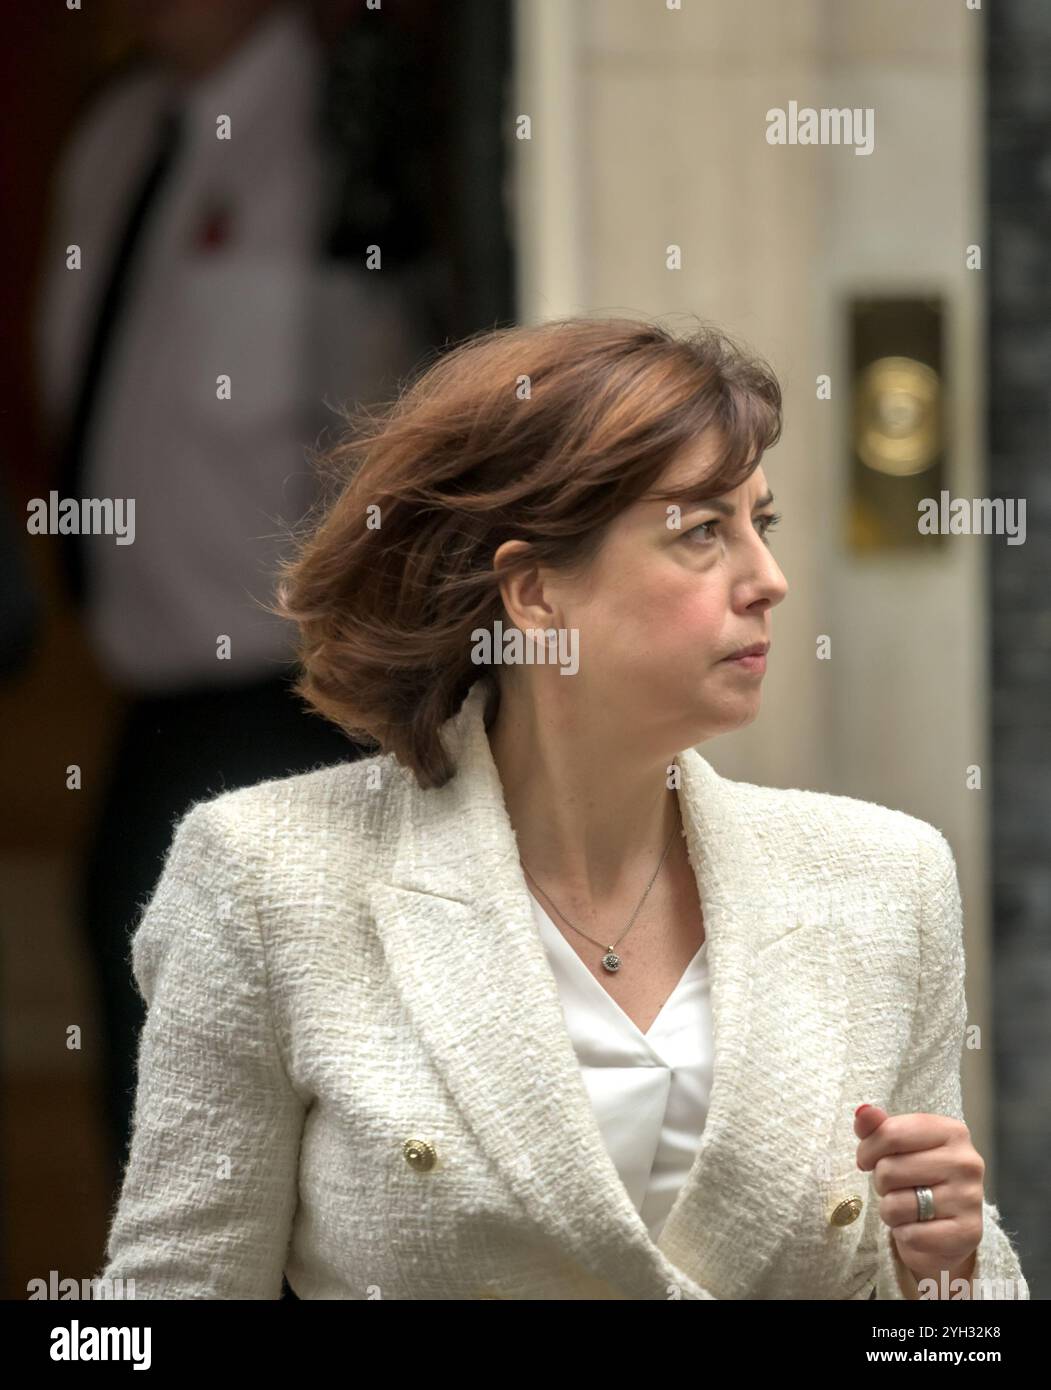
541,440,788,747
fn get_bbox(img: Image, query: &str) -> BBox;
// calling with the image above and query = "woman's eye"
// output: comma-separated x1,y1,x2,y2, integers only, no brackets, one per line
684,513,782,544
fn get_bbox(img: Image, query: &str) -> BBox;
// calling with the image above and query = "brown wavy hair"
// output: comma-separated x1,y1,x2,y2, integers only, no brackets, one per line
267,314,783,790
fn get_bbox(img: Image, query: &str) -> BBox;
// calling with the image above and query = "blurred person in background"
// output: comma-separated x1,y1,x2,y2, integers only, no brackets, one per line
32,0,435,1175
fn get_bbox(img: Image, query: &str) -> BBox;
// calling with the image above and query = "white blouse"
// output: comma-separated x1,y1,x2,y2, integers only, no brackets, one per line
526,889,714,1242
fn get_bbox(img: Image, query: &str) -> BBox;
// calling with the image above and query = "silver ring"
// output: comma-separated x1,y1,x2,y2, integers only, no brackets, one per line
914,1185,936,1222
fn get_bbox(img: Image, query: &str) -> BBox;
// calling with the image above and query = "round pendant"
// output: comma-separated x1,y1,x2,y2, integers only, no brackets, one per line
601,950,621,972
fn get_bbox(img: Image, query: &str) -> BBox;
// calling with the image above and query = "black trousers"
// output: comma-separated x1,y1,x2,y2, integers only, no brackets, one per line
77,670,364,1181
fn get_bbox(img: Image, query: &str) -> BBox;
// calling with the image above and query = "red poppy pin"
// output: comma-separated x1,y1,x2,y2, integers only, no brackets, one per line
192,200,233,251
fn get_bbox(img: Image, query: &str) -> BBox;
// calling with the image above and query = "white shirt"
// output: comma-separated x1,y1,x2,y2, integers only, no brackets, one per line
34,2,426,691
527,888,713,1243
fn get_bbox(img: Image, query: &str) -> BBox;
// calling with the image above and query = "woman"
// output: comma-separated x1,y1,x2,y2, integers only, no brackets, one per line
97,317,1028,1300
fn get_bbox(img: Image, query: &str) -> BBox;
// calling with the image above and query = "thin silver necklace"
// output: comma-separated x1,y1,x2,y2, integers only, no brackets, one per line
520,814,680,973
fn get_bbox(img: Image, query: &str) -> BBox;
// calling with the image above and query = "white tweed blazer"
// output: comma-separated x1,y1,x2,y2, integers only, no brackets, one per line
97,679,1029,1300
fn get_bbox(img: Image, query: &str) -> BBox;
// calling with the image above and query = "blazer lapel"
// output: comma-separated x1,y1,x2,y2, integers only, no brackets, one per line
366,681,849,1299
655,767,853,1296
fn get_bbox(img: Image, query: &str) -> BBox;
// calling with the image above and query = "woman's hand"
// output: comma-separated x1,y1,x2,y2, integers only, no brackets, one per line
854,1103,983,1293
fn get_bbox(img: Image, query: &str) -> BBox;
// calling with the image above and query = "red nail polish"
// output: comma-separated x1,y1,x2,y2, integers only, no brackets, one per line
855,1104,871,1117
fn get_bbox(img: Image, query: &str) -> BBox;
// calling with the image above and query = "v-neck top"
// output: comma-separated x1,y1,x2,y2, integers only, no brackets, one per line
527,888,714,1243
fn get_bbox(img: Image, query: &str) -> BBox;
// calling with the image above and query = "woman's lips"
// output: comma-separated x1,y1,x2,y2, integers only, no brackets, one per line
721,652,767,673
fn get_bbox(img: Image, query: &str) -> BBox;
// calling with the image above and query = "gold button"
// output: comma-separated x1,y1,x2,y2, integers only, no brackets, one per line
830,1195,864,1227
403,1137,437,1171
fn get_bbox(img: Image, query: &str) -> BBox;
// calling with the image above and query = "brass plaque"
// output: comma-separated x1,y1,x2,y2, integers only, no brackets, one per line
849,298,946,551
